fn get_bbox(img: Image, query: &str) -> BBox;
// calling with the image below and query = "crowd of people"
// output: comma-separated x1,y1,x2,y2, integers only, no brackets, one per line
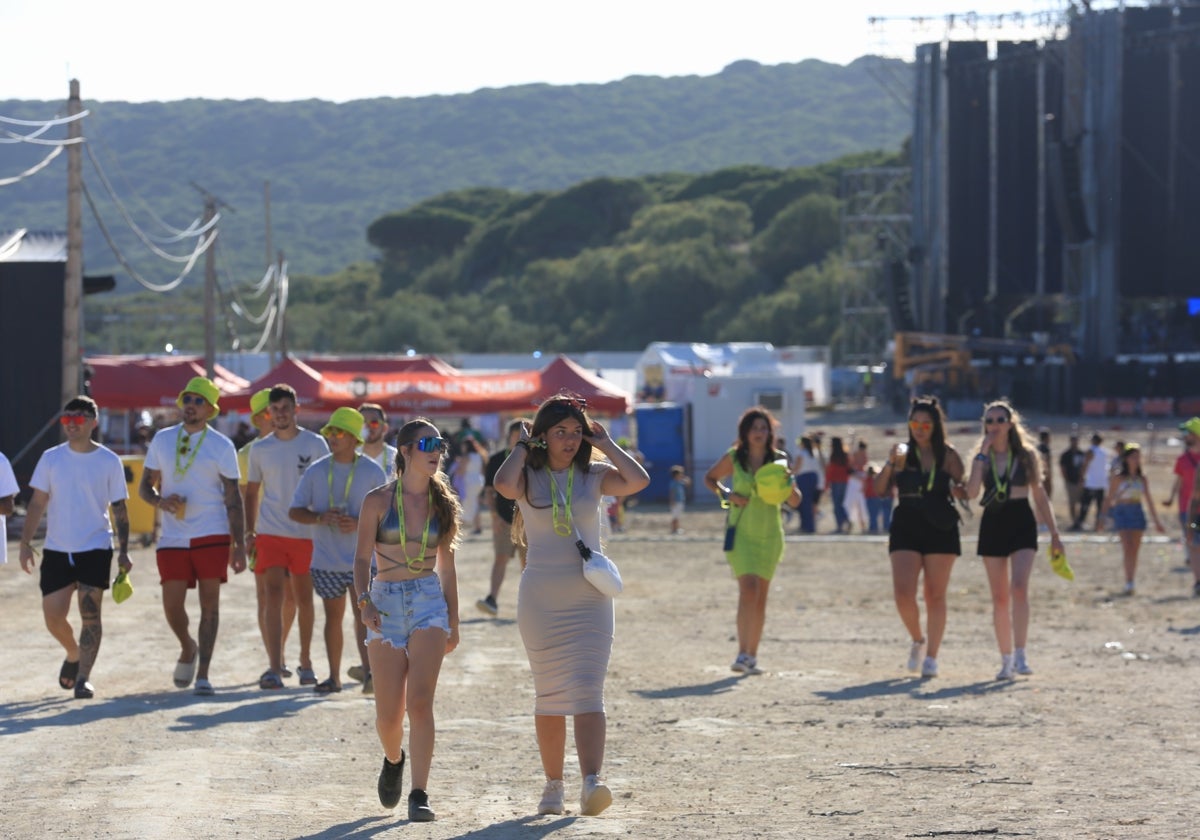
2,378,1198,822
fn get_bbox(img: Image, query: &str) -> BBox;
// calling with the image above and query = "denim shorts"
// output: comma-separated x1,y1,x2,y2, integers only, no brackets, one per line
365,575,450,651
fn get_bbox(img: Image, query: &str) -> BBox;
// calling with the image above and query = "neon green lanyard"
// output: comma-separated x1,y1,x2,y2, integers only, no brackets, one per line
393,484,432,572
547,465,575,537
174,425,208,479
327,457,358,516
990,450,1013,498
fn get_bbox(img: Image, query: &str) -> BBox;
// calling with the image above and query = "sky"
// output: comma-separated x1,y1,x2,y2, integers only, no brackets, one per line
1,1,1075,104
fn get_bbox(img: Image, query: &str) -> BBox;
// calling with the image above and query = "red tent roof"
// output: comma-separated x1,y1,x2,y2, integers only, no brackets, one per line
226,354,631,416
86,355,250,411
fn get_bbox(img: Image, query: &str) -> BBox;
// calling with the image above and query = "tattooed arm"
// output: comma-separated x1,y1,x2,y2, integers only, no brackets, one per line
223,475,247,573
111,499,132,572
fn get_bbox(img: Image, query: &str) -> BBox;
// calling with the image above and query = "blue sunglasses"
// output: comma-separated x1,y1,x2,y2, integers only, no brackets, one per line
413,436,447,453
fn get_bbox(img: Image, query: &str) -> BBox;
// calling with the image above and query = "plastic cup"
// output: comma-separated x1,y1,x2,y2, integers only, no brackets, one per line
174,497,187,520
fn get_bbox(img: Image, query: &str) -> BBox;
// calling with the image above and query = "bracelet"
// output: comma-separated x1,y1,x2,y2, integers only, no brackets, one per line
356,592,372,610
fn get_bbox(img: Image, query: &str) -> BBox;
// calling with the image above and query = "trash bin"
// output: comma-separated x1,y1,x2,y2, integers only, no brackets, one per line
121,455,157,545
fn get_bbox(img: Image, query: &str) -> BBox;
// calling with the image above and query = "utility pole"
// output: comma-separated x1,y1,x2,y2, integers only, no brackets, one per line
62,79,83,407
190,182,234,378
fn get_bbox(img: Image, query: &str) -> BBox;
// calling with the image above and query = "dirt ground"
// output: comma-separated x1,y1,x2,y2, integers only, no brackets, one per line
1,412,1197,839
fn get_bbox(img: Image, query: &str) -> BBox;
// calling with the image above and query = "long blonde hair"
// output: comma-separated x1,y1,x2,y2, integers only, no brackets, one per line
972,398,1044,484
396,418,462,551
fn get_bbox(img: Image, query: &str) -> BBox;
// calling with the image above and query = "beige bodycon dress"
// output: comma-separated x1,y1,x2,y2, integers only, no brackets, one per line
516,463,615,716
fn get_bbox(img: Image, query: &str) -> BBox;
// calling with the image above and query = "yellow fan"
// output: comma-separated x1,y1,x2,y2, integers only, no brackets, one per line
1048,547,1073,582
112,570,134,603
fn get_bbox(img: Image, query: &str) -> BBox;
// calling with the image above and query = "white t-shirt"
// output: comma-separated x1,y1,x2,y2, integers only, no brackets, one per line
29,443,128,553
1084,445,1109,490
0,451,20,563
248,429,329,539
144,423,241,549
358,443,398,482
291,453,386,572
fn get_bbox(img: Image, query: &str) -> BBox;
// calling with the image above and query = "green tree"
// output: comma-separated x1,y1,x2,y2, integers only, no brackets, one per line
751,193,841,283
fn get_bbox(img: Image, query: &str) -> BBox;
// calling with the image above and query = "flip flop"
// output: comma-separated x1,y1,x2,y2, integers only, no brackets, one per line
193,678,214,696
59,659,79,690
313,678,342,695
259,670,284,690
173,642,198,688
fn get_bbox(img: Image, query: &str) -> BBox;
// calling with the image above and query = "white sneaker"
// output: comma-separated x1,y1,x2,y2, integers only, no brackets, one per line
920,656,938,678
744,656,763,676
1013,650,1033,676
906,639,926,672
996,655,1016,681
537,779,564,815
580,774,612,816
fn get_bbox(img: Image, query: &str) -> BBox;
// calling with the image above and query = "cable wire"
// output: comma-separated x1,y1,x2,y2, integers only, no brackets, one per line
0,144,63,187
0,111,89,128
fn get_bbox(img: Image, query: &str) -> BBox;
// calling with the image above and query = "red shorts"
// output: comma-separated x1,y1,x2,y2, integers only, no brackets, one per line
157,535,231,587
254,534,313,577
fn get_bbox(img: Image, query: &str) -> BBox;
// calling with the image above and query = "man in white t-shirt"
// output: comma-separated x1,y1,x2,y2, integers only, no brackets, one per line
358,402,398,482
18,396,131,700
1074,433,1109,530
289,407,384,693
239,388,298,673
245,383,329,690
140,376,247,697
0,450,18,564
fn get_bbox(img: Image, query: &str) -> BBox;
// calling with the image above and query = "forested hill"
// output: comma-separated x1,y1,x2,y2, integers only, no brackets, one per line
2,57,909,285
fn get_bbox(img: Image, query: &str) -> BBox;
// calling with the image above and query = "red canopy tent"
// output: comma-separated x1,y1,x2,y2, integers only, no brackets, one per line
86,355,250,411
227,354,632,416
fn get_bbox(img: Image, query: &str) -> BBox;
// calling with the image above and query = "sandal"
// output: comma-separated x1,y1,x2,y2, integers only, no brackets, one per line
297,666,317,686
59,659,79,690
314,678,342,695
73,680,95,700
259,670,284,690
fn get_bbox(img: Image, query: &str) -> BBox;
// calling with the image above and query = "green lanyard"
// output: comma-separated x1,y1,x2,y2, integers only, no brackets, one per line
174,425,208,479
393,484,433,572
327,457,358,518
921,453,936,494
990,450,1013,501
547,465,575,537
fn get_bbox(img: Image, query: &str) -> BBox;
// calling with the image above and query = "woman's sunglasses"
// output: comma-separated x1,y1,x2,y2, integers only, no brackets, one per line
908,420,933,432
412,436,447,453
60,414,92,427
545,396,587,416
984,416,1010,425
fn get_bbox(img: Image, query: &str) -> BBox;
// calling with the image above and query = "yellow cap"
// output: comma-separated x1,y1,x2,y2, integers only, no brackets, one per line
754,460,793,506
177,376,221,414
1179,417,1200,437
321,406,365,444
249,388,272,417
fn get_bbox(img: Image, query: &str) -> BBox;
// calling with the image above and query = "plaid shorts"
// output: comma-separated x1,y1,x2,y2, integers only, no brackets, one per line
311,567,355,601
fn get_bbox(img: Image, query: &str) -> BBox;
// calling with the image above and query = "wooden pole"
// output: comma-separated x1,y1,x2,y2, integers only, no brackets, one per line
63,79,84,406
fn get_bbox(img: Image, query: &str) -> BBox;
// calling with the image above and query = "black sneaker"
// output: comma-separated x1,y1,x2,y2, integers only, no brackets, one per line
408,788,436,822
476,595,498,616
377,750,404,809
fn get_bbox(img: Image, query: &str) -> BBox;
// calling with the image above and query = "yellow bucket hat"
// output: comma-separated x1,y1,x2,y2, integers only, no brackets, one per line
754,460,793,506
321,406,365,444
112,570,134,604
249,388,272,417
177,376,221,414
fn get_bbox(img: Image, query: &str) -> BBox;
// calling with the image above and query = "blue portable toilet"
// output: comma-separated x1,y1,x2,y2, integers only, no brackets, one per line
633,402,691,503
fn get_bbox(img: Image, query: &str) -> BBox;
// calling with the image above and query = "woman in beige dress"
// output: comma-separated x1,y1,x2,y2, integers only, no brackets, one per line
494,394,648,817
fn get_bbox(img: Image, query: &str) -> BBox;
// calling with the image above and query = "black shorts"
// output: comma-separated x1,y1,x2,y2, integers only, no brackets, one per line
977,498,1037,557
888,504,961,556
40,548,114,596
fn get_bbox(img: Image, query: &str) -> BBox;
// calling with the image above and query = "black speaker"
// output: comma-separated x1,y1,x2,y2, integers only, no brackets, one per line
886,259,918,333
1046,140,1092,244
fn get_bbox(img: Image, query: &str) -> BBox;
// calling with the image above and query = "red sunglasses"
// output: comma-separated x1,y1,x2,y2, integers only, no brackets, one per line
60,414,92,427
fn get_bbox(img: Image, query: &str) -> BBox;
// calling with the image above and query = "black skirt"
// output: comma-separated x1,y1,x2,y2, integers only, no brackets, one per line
888,502,962,556
976,498,1038,557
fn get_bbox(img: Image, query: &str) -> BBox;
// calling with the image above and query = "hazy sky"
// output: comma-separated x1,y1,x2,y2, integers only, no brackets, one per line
3,1,1071,103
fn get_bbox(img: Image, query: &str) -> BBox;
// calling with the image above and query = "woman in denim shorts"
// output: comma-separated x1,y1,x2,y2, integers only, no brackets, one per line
1098,444,1165,596
354,418,461,822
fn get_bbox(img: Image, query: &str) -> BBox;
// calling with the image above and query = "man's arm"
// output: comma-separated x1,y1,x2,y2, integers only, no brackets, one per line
18,489,50,574
222,475,247,573
0,494,13,517
110,499,132,572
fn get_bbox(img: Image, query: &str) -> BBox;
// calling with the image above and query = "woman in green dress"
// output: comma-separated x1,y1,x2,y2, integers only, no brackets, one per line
704,407,802,674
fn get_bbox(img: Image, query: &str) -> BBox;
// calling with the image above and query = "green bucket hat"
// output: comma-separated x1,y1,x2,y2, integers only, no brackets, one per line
321,406,365,444
249,388,272,417
177,376,221,415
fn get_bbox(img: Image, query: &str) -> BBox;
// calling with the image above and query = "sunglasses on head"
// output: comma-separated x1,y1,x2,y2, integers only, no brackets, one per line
546,396,587,415
412,435,447,453
984,416,1010,425
180,394,208,407
60,414,91,427
908,420,933,432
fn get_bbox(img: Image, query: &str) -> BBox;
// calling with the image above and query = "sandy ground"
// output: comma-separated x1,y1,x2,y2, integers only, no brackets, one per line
2,413,1197,839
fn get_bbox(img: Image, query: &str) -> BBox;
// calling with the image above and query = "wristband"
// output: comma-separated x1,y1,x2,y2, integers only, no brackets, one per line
357,592,372,610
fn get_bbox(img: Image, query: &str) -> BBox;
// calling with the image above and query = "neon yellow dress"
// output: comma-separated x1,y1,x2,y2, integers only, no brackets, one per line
725,448,785,580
